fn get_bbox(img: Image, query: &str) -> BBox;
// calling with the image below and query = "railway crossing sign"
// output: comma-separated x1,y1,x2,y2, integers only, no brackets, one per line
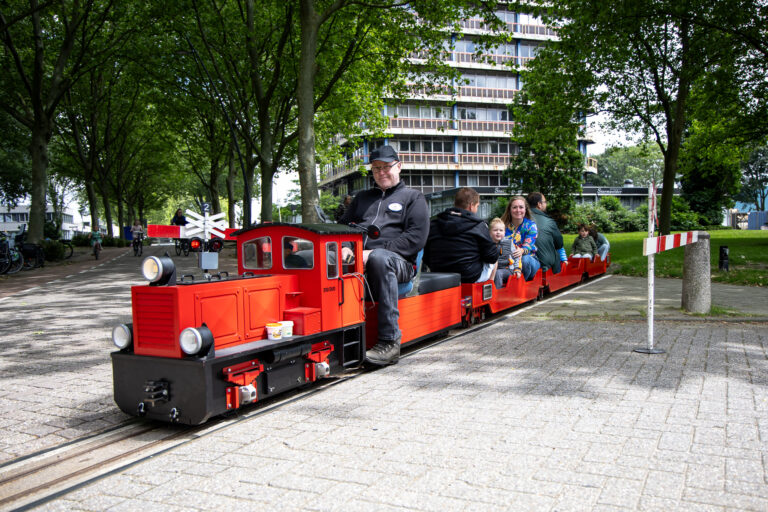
184,209,227,241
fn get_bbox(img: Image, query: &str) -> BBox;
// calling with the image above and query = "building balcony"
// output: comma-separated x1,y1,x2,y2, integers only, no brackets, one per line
386,117,514,135
407,84,517,102
320,152,515,185
458,18,558,38
585,157,598,175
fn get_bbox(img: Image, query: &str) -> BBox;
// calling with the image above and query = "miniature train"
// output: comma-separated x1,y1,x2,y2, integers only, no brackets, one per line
111,223,610,425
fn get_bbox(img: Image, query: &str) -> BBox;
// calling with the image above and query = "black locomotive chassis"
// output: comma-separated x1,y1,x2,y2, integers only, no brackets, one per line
111,324,365,425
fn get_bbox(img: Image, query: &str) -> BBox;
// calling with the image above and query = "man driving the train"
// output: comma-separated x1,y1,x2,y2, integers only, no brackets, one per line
339,144,429,366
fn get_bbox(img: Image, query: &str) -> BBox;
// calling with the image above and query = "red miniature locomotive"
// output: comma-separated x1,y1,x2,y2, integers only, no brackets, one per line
111,223,608,425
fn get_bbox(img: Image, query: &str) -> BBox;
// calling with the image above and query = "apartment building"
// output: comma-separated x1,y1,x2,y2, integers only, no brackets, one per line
320,6,595,217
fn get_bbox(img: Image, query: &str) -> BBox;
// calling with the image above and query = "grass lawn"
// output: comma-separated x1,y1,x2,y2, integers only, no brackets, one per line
563,230,768,287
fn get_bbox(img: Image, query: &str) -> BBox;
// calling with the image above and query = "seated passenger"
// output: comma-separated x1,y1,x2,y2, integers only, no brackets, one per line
489,217,520,288
589,225,610,261
424,187,498,283
571,223,598,259
501,196,541,281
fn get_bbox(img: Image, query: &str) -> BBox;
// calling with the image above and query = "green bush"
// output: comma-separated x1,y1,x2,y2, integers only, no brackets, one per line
44,221,60,239
71,233,91,247
563,203,617,233
116,238,127,248
611,208,645,232
41,239,65,261
598,196,622,212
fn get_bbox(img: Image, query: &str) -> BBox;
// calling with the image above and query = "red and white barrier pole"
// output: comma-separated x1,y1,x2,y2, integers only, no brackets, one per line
635,183,665,354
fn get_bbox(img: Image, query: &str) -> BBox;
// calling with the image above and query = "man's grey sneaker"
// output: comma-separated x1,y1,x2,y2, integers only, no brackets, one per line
365,339,400,366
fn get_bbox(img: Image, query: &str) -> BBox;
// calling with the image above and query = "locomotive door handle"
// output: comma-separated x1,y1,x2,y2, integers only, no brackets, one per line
338,277,344,306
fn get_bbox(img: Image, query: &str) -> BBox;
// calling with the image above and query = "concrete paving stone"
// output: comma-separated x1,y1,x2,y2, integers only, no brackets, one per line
658,430,694,451
637,495,686,511
686,462,726,491
35,498,91,511
596,476,645,508
690,442,760,461
644,469,686,499
581,461,648,481
550,484,602,511
533,466,607,488
725,457,766,483
339,498,420,511
72,493,129,511
7,421,63,437
727,423,761,449
683,486,768,510
694,426,727,446
105,499,193,512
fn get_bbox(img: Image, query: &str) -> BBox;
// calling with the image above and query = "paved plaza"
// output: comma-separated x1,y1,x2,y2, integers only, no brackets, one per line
1,248,767,510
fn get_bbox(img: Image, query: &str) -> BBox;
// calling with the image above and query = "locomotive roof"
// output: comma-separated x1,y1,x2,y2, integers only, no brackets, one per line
233,222,359,237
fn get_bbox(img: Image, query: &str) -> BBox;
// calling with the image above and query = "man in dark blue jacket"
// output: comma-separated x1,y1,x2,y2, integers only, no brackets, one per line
339,145,429,365
424,187,498,283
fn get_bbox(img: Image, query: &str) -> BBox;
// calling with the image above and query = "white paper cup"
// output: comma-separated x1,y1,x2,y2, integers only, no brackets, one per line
279,320,294,337
265,323,282,340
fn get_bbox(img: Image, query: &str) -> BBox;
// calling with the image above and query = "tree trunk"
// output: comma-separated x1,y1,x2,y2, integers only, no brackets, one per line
226,145,237,228
28,119,50,243
297,0,320,223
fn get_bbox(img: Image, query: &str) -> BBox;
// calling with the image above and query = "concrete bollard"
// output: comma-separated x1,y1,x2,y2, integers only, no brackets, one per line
682,231,711,314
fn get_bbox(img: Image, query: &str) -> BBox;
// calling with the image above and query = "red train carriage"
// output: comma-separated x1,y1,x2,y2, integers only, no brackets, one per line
111,222,609,425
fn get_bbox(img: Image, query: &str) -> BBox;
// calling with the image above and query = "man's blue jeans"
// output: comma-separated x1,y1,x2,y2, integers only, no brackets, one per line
366,249,414,342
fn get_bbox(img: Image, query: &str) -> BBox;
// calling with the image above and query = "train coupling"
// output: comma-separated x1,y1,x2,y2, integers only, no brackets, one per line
143,380,169,406
238,384,257,405
314,361,330,379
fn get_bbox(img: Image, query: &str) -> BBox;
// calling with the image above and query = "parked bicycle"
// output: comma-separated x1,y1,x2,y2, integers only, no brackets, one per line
174,238,190,257
0,232,24,274
13,225,45,270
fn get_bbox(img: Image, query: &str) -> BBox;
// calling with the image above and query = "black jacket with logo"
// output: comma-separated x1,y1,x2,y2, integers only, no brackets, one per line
339,181,429,265
424,207,498,283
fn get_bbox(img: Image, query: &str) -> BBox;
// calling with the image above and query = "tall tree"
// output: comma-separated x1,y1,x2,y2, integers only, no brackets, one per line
295,0,504,222
518,0,759,234
506,38,593,214
591,142,664,187
0,0,133,242
737,146,768,211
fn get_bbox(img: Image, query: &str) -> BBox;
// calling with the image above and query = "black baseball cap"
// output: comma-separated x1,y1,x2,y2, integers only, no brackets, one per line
369,145,399,163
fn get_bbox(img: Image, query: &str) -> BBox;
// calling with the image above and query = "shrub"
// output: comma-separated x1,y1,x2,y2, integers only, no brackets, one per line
598,196,622,212
563,203,616,233
612,208,645,232
41,239,65,261
71,233,91,247
102,236,117,247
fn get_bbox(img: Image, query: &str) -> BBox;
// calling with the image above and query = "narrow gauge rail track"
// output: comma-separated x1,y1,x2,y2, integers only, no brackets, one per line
0,275,609,511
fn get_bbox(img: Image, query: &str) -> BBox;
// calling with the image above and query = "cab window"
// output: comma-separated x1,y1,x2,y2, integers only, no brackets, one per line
283,236,314,269
326,242,338,279
342,241,358,275
242,237,272,269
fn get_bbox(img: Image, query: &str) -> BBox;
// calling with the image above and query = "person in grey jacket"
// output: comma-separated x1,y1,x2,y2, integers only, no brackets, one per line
339,145,429,366
527,192,566,273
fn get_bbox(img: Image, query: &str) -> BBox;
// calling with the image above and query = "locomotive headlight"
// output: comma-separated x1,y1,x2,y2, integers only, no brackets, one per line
142,256,175,285
179,325,214,356
112,323,133,350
